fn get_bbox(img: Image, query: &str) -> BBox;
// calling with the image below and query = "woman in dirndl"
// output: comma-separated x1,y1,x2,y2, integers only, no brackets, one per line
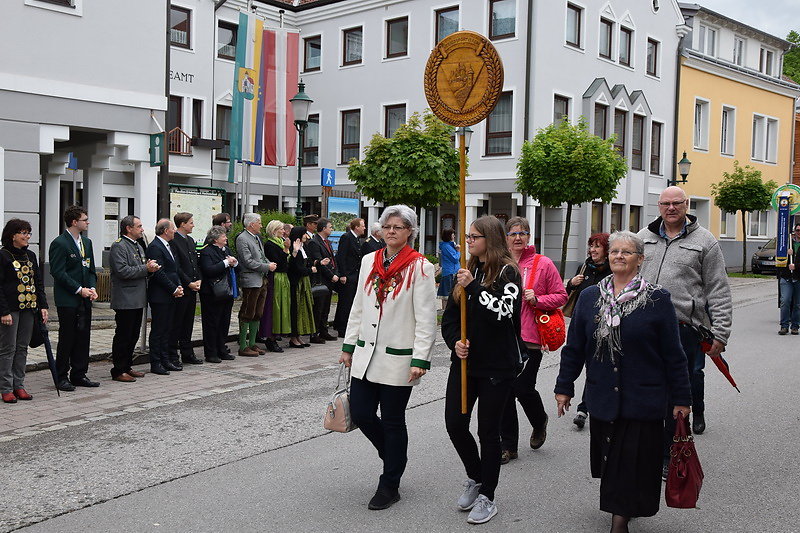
261,220,292,349
554,231,691,533
287,226,316,347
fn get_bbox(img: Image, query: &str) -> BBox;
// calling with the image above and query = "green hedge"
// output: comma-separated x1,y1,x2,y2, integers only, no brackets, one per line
227,210,298,256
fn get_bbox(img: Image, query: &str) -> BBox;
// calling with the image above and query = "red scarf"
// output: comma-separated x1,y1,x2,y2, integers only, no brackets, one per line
365,245,425,314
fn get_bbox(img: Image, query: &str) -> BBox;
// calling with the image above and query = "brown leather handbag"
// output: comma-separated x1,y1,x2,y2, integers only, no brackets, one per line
562,263,587,318
666,412,704,508
323,364,358,433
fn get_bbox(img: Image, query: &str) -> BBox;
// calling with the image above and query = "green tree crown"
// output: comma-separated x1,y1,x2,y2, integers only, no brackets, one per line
784,30,800,83
711,161,777,214
347,110,460,209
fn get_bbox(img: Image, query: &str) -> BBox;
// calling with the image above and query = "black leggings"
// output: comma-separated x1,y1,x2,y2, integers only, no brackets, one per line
444,361,512,501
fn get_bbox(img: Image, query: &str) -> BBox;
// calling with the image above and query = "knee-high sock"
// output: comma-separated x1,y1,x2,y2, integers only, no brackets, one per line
248,321,258,347
239,322,249,350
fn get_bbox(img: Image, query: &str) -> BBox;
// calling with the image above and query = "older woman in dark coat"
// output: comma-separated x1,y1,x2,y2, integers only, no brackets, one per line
555,231,691,533
0,219,49,403
199,225,239,363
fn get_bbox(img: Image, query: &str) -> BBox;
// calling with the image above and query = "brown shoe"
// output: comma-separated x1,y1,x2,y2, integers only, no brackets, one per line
530,416,548,450
238,347,259,357
128,370,146,378
113,373,137,383
249,345,266,355
500,450,518,465
320,332,338,341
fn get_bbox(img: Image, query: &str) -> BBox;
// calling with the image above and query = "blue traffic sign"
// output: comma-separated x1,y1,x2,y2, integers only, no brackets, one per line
321,168,335,187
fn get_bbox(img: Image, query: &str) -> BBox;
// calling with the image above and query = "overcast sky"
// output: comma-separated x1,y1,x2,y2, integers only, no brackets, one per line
694,0,798,41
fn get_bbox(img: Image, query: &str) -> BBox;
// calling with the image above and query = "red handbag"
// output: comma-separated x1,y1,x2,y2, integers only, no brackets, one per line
665,412,704,508
527,255,566,351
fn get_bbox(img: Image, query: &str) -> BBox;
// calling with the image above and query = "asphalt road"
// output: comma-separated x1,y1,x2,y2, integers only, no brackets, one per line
2,280,798,532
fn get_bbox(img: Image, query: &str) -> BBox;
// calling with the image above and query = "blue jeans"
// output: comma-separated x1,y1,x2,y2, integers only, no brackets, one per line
779,278,800,329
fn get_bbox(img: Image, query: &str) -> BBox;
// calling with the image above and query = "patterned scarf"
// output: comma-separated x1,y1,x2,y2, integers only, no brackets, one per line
364,245,425,317
593,274,654,364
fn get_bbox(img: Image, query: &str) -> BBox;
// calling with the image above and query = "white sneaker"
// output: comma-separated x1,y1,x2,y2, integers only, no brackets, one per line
457,479,482,511
467,494,498,524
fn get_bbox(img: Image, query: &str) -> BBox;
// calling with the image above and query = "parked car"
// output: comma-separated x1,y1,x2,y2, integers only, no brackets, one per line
751,237,777,274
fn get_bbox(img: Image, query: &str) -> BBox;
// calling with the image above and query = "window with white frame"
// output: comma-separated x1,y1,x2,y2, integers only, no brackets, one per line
759,47,775,76
697,24,716,56
554,95,570,125
733,37,746,66
566,3,583,48
650,121,662,175
485,91,513,156
619,27,633,66
748,210,769,237
719,209,736,237
489,0,516,40
721,106,735,156
217,20,237,60
342,27,363,66
341,109,361,163
599,18,613,59
435,6,459,43
170,6,191,49
646,38,659,76
304,35,321,72
631,114,644,170
752,115,778,163
384,104,406,138
386,17,408,58
693,99,710,150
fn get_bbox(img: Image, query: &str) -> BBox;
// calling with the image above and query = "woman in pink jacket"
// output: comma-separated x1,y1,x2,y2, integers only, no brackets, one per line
499,217,567,464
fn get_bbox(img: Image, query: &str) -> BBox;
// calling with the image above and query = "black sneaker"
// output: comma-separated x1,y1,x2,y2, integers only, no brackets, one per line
779,327,789,335
792,329,799,335
368,488,400,510
662,461,669,482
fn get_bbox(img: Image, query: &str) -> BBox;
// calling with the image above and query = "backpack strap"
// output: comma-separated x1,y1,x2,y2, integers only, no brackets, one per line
526,254,542,291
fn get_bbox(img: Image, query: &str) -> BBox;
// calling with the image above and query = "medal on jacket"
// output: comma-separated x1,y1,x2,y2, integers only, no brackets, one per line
9,253,37,310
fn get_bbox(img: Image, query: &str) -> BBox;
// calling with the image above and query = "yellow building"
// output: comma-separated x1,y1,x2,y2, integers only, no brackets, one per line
677,5,800,267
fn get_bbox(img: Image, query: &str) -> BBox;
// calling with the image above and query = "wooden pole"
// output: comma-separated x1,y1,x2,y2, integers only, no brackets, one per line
459,130,468,414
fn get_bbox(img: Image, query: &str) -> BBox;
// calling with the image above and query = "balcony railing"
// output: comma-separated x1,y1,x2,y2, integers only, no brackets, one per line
168,127,192,155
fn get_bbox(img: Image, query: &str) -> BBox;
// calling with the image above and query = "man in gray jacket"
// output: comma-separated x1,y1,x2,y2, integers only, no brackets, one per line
638,186,732,437
235,213,276,357
109,216,160,382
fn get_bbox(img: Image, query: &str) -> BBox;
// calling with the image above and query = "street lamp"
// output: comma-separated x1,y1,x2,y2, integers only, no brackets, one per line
290,81,313,224
669,151,692,186
457,126,473,152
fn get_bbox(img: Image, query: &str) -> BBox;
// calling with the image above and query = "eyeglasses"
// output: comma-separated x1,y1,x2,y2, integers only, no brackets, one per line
16,231,31,236
381,225,409,232
506,231,530,237
78,217,89,222
465,234,486,242
658,201,687,208
609,249,638,257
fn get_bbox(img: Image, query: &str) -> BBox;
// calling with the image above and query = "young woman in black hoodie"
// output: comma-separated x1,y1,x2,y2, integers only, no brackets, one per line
442,216,522,525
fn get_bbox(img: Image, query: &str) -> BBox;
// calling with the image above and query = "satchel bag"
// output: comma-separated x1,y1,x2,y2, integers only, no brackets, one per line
311,282,330,299
211,272,232,299
323,363,358,433
666,412,704,508
527,254,566,351
562,263,587,318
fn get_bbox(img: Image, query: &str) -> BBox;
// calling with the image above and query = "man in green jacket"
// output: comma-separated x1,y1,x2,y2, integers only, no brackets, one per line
48,205,99,391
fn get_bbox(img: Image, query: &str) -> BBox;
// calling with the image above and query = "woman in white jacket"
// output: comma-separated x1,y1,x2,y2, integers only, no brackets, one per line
339,204,436,511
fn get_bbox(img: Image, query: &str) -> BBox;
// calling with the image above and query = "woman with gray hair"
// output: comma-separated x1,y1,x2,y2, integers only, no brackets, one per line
199,225,239,363
555,231,691,533
338,204,436,510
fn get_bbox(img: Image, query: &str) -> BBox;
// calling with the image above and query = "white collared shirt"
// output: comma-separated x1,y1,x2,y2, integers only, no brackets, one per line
157,235,174,260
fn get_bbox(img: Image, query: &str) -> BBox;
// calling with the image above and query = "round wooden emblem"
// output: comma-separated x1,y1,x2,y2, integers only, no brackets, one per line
424,31,504,127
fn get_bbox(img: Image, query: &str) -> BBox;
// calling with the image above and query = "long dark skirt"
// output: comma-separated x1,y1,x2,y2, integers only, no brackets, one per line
590,417,663,518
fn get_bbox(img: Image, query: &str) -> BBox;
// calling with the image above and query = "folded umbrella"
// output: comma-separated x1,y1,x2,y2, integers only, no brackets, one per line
29,314,60,397
695,324,740,393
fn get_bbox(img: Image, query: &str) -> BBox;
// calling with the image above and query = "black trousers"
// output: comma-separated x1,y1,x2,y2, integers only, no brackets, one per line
169,289,197,358
312,284,333,336
333,278,357,336
148,300,175,366
55,302,91,382
200,293,233,358
500,348,546,452
111,308,143,377
445,362,512,501
349,376,413,491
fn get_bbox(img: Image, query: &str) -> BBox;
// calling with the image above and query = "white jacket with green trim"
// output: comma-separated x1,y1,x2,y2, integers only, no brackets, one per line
342,252,437,387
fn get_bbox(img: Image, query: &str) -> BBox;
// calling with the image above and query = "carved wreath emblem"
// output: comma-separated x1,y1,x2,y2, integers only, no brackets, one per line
424,31,505,127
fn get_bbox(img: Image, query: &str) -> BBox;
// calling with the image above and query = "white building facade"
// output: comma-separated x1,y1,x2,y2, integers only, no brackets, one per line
0,0,167,266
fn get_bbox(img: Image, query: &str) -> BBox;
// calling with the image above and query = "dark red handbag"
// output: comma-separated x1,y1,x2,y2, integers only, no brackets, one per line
527,254,566,351
665,412,704,508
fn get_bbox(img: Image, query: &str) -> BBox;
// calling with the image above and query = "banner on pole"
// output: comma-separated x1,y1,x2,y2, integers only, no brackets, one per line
776,193,792,268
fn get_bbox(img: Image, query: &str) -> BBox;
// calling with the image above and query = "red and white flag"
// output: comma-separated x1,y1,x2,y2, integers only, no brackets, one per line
262,29,300,167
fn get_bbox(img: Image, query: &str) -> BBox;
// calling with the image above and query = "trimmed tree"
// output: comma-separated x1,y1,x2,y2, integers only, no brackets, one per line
711,161,777,274
347,110,459,209
516,117,628,277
